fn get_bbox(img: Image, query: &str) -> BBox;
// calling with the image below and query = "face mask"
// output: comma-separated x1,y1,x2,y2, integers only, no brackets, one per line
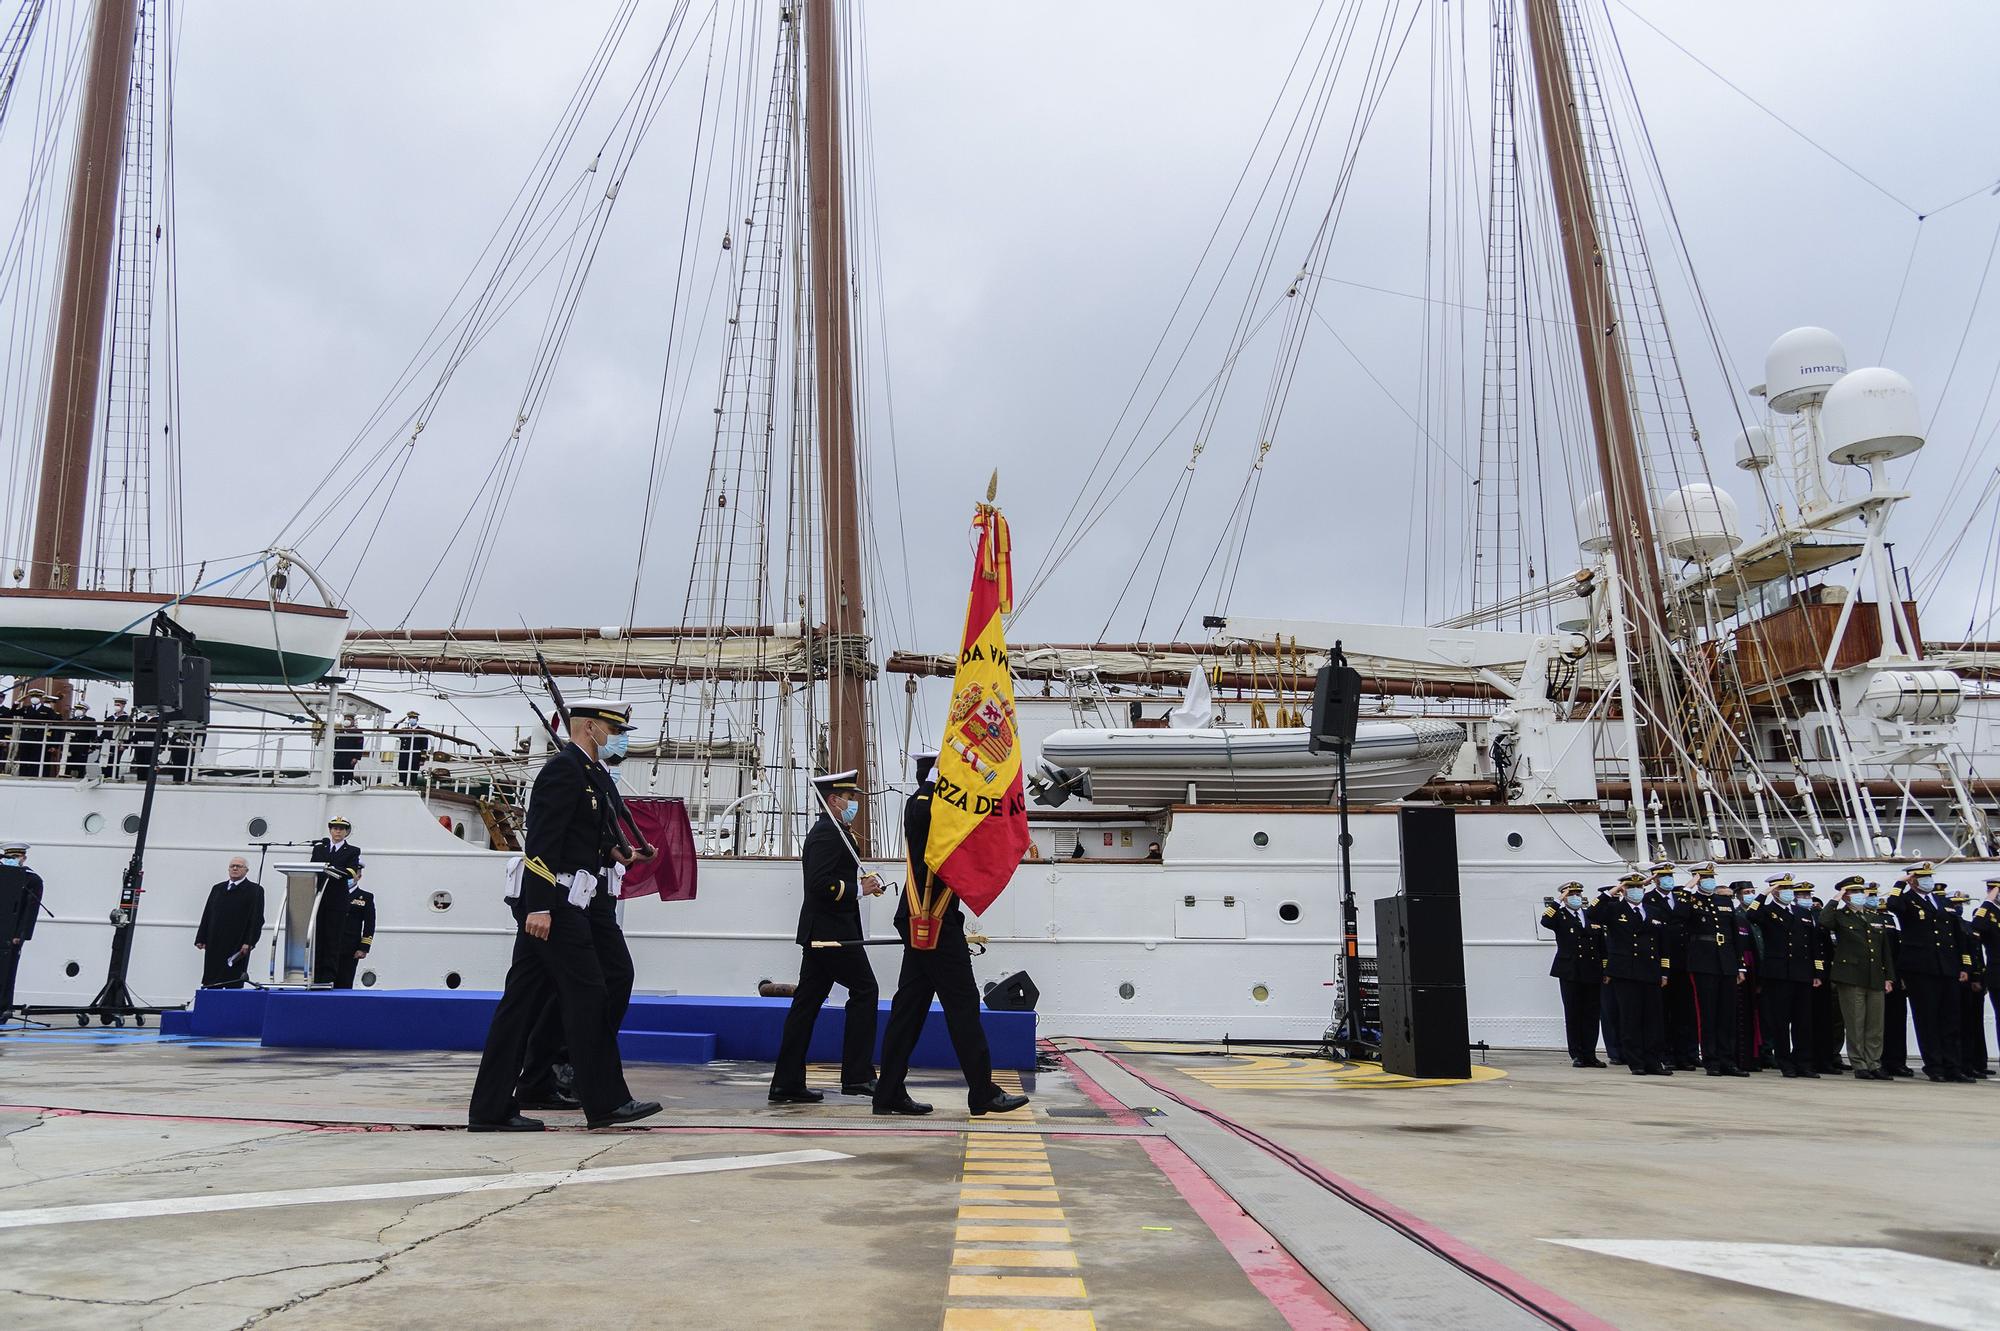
1658,876,1676,892
1625,887,1646,903
1776,889,1795,905
599,731,630,762
1564,894,1582,908
840,800,859,825
0,855,20,867
1697,880,1715,895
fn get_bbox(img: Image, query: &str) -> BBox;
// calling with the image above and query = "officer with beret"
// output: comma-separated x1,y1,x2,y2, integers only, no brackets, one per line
1590,871,1671,1074
1886,862,1970,1082
1752,873,1822,1077
1541,881,1605,1067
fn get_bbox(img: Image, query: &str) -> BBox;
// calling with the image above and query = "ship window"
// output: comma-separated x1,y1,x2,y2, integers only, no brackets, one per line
444,972,462,989
65,961,80,978
1815,726,1836,761
360,970,378,988
1506,831,1524,849
122,814,141,834
429,891,453,912
247,817,268,838
1251,984,1270,1003
82,812,104,835
1278,901,1302,923
1118,982,1136,1000
1252,831,1270,848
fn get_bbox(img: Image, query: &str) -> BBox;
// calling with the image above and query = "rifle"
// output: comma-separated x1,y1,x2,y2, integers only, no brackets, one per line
525,640,654,860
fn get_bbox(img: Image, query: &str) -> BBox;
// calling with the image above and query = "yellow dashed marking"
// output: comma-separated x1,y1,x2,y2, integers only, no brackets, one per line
960,1187,1062,1202
962,1171,1055,1185
954,1248,1080,1269
957,1225,1072,1244
958,1206,1067,1222
948,1275,1090,1298
941,1311,1097,1330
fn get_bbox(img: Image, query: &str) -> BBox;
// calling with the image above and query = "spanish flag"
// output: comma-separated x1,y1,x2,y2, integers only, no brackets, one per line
925,498,1029,916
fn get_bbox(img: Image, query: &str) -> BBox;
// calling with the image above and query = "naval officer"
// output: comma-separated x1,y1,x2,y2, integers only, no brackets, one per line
1590,872,1670,1074
873,751,1030,1117
769,771,883,1103
1541,882,1604,1068
194,856,266,989
1886,862,1969,1082
1685,874,1748,1076
468,697,660,1132
1752,873,1821,1078
309,819,372,987
1972,880,2000,1076
0,840,43,1016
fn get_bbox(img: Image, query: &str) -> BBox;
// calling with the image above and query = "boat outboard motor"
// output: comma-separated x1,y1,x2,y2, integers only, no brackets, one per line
1028,760,1091,808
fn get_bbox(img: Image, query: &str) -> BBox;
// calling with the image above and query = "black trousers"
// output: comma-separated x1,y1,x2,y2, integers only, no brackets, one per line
1813,975,1844,1068
1735,973,1761,1067
1759,978,1813,1072
469,904,631,1122
1691,970,1740,1070
201,947,251,989
330,943,363,990
1609,977,1664,1069
771,944,879,1090
1905,972,1962,1076
1663,968,1699,1064
1960,983,1988,1072
520,893,634,1097
1598,979,1623,1063
0,942,21,1011
875,939,997,1107
1557,978,1600,1062
1883,985,1910,1071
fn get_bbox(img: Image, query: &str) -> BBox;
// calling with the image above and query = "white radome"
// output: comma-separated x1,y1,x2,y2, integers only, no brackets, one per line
1576,490,1612,554
1733,425,1775,471
1656,484,1741,562
1823,366,1924,466
1764,326,1849,413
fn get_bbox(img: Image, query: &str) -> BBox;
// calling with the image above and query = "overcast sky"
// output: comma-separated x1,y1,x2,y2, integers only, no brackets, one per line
7,0,2000,718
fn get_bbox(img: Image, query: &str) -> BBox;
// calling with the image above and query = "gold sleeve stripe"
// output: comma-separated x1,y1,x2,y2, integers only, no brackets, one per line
524,857,559,885
833,880,846,902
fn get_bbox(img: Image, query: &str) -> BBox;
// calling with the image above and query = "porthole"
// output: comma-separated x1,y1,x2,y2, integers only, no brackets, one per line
1278,901,1301,923
248,817,269,838
429,890,453,912
1118,982,1136,1001
360,970,378,988
1252,831,1270,848
82,812,105,835
444,971,462,990
65,961,81,978
1251,984,1270,1003
122,814,141,834
1506,831,1524,849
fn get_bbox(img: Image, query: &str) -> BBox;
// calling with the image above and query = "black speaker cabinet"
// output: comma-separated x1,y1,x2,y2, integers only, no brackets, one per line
1308,661,1362,755
1398,805,1460,897
131,637,182,714
1378,983,1470,1079
984,971,1039,1012
1374,893,1465,989
178,653,212,726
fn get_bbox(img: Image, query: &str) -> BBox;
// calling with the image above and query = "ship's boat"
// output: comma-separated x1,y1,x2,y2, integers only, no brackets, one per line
0,587,349,685
1036,720,1466,807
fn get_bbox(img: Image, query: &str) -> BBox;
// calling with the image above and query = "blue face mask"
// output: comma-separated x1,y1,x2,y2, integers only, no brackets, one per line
1696,881,1715,895
1776,889,1795,905
1625,887,1646,903
1564,894,1583,908
0,855,20,867
1658,875,1677,892
599,731,629,762
840,799,859,825
1860,894,1879,908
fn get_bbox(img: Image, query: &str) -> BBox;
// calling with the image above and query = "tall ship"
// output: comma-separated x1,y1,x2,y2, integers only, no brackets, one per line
3,0,1996,1051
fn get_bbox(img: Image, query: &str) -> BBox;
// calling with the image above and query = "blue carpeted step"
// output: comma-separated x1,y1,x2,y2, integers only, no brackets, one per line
616,1029,717,1064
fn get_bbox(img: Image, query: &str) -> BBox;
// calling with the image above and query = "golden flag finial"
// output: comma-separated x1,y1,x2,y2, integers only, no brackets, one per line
986,469,999,503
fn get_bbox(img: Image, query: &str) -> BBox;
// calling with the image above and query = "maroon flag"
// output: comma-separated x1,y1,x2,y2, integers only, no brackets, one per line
617,797,698,901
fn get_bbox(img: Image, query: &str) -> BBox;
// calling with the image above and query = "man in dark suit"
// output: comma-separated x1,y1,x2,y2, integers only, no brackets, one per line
468,697,659,1132
873,752,1029,1116
1541,881,1604,1068
1887,861,1970,1082
0,840,44,1015
769,771,883,1103
1590,872,1671,1074
195,856,265,988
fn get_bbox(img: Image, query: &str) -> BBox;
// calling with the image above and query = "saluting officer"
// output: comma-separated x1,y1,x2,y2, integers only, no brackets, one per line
1592,883,1625,1066
1645,862,1699,1069
1728,882,1765,1071
1542,882,1605,1068
1685,875,1749,1076
769,771,883,1103
1886,862,1969,1082
1947,889,1989,1079
468,697,660,1132
1821,876,1895,1079
873,751,1031,1116
1798,883,1848,1074
1880,878,1916,1077
1591,872,1671,1075
1972,879,2000,1076
1752,873,1823,1077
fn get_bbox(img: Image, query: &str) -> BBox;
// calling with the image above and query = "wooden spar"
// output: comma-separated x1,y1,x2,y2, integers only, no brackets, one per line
24,0,138,702
805,0,871,849
1521,1,1667,738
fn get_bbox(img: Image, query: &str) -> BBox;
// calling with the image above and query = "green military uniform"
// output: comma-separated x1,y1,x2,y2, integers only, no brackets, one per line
1820,876,1896,1078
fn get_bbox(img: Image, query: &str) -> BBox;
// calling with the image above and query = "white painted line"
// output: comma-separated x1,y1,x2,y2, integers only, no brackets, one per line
0,1148,851,1233
1550,1240,2000,1331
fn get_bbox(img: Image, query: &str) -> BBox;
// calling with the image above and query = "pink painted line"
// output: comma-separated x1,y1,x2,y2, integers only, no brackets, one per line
1140,1135,1364,1331
0,1104,389,1132
1046,1041,1142,1126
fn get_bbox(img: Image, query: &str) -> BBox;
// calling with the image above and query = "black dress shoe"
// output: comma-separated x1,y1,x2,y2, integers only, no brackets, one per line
1945,1073,1974,1084
1630,1066,1653,1076
1587,1058,1609,1068
767,1087,825,1104
970,1091,1031,1115
517,1088,581,1111
1572,1058,1591,1068
1854,1069,1876,1080
872,1095,934,1116
1925,1072,1946,1082
1706,1067,1726,1077
468,1114,545,1133
1674,1061,1698,1072
1889,1067,1915,1078
1799,1070,1821,1079
841,1079,879,1097
1781,1069,1799,1078
1652,1065,1674,1076
587,1099,663,1128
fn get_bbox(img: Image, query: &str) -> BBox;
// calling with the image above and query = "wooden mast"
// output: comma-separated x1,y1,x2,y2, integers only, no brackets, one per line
23,0,138,705
804,0,872,849
1522,0,1667,744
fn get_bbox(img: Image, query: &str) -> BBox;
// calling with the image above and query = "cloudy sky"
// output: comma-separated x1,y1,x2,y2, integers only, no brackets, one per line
6,0,2000,708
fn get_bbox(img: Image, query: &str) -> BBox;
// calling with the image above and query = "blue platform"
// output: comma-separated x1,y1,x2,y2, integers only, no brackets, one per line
174,987,1036,1069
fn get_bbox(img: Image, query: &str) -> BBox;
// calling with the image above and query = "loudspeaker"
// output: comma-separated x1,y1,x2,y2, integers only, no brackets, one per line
1308,660,1361,755
984,971,1039,1012
178,653,211,726
132,638,182,714
1398,805,1460,897
1374,894,1466,988
1377,982,1470,1079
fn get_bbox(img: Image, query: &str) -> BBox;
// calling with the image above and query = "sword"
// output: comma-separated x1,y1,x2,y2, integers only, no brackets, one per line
810,932,989,955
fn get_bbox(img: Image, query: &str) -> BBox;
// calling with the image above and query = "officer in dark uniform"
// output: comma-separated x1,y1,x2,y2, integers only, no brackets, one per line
0,840,44,1015
18,690,59,777
468,697,660,1132
1646,861,1699,1069
1590,871,1670,1074
1752,873,1821,1077
62,703,95,777
1948,889,1988,1078
1886,862,1969,1082
1798,882,1847,1073
874,751,1030,1116
1972,878,2000,1076
1541,881,1604,1067
1686,876,1749,1076
770,771,883,1103
1592,883,1624,1065
309,818,365,985
1729,882,1764,1070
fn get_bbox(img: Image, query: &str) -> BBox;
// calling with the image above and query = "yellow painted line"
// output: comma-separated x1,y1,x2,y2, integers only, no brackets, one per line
960,1187,1061,1202
947,1275,1089,1299
954,1248,1081,1269
963,1164,1054,1178
965,1144,1048,1153
965,1154,1048,1165
958,1205,1067,1222
941,1310,1096,1331
962,1175,1058,1188
956,1225,1072,1244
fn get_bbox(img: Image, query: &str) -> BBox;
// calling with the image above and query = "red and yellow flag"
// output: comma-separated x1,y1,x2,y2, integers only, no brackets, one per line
925,500,1028,916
